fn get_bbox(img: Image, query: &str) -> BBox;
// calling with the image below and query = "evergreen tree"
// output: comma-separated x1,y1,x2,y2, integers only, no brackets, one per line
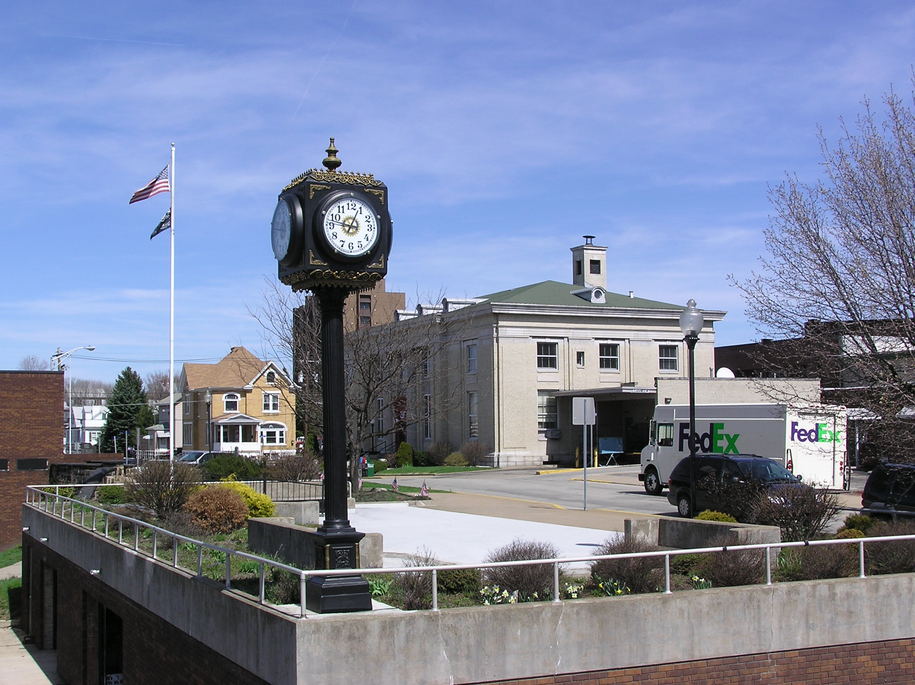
100,367,156,453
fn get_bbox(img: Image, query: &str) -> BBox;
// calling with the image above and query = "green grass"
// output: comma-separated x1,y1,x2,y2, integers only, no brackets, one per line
0,546,22,569
0,577,22,621
373,465,483,475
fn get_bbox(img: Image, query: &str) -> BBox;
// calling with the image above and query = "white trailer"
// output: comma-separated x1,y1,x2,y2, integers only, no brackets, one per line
639,403,847,494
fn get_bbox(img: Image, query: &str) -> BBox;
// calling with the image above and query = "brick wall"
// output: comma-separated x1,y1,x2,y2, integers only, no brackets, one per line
0,371,63,549
482,640,915,684
23,536,270,685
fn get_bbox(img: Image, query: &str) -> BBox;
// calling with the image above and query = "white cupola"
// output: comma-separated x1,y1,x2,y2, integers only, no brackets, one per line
570,235,607,289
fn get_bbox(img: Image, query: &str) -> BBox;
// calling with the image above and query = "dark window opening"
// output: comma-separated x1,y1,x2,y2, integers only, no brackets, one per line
17,458,48,471
575,260,582,275
589,259,601,274
99,605,123,682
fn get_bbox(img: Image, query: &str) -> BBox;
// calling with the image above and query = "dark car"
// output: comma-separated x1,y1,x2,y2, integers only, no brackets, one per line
667,453,802,518
862,462,915,514
176,450,215,467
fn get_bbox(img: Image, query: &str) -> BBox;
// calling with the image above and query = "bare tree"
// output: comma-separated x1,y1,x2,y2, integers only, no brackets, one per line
251,279,461,489
144,370,180,402
19,355,49,370
733,80,915,458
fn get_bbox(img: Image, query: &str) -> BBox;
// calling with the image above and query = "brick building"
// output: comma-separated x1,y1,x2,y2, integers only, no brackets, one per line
0,370,64,549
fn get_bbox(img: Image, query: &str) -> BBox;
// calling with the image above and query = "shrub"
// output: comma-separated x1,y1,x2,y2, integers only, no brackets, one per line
266,453,322,481
395,442,414,467
865,520,915,575
372,459,388,474
159,509,207,543
752,487,840,542
483,539,559,601
696,549,765,587
428,442,452,465
202,453,263,481
776,543,857,582
840,513,876,535
703,479,765,521
184,486,248,534
125,461,200,519
444,452,469,467
590,537,663,594
393,548,436,610
670,552,707,576
696,510,738,523
219,480,276,518
836,528,865,539
461,441,489,466
96,485,128,505
437,567,481,595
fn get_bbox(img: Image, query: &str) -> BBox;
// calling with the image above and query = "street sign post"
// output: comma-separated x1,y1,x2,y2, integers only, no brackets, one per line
572,397,596,510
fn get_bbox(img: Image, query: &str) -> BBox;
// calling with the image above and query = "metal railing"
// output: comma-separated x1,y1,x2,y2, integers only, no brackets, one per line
24,484,915,614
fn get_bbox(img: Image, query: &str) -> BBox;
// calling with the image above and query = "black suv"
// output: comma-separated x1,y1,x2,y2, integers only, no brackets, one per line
667,453,802,518
862,462,915,514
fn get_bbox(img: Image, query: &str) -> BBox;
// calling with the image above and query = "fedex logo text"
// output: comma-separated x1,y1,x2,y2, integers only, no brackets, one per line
790,422,841,444
678,422,741,454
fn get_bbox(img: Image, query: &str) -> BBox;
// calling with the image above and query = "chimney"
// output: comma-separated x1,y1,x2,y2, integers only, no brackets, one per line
570,235,607,289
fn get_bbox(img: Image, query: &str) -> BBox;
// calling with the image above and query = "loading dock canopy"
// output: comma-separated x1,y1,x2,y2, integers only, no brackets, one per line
551,386,657,400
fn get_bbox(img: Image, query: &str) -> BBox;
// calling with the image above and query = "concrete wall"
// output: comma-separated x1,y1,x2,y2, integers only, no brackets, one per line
655,377,822,406
22,505,915,684
247,517,382,568
625,516,782,549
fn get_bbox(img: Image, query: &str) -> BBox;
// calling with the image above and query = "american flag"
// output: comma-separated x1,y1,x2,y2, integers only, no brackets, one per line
129,165,170,204
391,477,398,492
420,481,429,497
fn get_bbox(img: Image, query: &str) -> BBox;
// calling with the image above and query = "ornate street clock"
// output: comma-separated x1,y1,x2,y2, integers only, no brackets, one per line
272,139,391,291
271,139,391,614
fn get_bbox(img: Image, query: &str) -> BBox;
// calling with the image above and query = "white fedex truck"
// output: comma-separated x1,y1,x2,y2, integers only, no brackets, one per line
639,403,847,494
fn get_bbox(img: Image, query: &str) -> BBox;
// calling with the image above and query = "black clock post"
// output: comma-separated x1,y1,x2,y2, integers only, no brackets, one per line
270,140,392,613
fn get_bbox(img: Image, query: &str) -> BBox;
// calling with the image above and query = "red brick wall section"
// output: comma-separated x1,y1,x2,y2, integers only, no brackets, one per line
481,640,915,684
23,537,271,685
0,371,62,550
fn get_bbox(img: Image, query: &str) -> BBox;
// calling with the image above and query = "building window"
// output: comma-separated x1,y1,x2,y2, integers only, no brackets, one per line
576,351,585,367
466,342,478,374
423,394,432,440
260,422,286,445
659,345,679,372
0,459,8,471
575,259,582,275
359,315,372,326
421,355,430,379
266,370,276,384
589,259,601,274
375,397,384,434
183,424,192,446
537,391,557,431
263,391,280,413
224,393,239,413
599,343,620,370
467,391,478,439
359,295,372,311
17,458,48,471
536,341,558,369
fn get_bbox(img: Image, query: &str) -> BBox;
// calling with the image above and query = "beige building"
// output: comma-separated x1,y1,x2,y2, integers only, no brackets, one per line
388,237,726,466
179,347,296,455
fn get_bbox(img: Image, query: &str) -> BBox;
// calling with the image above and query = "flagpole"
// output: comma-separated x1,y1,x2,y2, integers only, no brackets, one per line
168,142,176,464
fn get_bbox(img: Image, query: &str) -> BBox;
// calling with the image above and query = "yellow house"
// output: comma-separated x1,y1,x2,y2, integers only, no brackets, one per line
179,347,296,455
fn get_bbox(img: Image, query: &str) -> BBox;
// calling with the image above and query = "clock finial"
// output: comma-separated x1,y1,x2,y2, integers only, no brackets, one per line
323,138,341,172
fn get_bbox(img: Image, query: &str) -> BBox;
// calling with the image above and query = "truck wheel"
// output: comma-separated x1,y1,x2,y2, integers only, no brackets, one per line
677,493,693,518
643,468,663,495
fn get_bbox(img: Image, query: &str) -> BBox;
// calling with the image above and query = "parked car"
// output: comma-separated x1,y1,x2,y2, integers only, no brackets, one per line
667,453,803,518
862,462,915,514
175,450,215,467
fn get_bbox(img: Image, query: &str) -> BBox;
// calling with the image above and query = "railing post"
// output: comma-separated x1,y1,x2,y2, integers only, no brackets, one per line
300,574,307,618
197,546,203,577
134,525,139,551
173,537,179,567
259,564,267,604
118,520,123,544
225,552,232,589
152,531,158,559
766,547,772,585
553,562,560,602
859,540,867,578
664,553,671,594
432,569,439,611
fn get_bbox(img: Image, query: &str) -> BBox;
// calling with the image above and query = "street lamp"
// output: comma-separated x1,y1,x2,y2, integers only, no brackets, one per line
51,345,96,453
678,299,702,516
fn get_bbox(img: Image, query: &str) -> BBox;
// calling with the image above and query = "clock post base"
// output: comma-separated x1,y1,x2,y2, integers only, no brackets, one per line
305,529,372,614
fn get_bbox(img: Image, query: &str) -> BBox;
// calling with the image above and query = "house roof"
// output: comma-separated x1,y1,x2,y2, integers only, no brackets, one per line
183,346,274,391
478,280,681,310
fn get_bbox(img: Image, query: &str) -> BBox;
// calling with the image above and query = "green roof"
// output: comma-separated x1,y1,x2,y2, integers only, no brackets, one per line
478,280,681,310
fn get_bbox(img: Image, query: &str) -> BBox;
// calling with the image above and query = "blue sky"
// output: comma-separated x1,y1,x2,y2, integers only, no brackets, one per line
2,1,914,383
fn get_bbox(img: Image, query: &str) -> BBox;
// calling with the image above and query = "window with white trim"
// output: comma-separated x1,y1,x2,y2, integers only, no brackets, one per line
224,393,239,413
599,343,620,370
263,391,280,413
659,345,679,372
260,422,287,445
536,341,558,369
467,391,478,439
537,391,557,431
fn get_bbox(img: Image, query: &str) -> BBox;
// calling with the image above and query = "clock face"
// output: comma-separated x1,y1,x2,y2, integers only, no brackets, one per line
271,198,293,261
320,194,379,258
